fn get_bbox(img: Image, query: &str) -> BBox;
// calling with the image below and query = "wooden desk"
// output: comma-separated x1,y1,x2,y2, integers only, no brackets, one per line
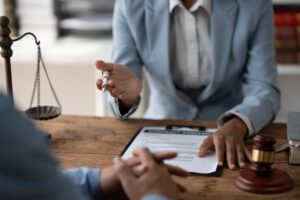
38,116,300,200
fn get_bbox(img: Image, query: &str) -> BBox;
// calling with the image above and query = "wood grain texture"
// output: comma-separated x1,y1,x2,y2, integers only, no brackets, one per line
37,115,300,200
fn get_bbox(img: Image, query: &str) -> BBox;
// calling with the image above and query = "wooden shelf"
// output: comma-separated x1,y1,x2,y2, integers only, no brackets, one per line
278,64,300,75
273,0,300,5
273,0,300,75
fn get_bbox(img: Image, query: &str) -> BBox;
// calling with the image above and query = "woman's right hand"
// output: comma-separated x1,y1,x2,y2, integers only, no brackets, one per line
95,60,142,108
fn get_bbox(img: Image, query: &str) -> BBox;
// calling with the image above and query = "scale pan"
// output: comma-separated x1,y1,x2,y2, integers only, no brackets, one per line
25,106,61,120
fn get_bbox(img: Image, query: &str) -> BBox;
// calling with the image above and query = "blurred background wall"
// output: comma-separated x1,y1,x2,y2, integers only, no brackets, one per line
0,0,300,122
0,0,116,117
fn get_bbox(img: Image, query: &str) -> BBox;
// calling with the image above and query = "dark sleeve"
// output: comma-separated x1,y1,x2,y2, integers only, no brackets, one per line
0,93,96,200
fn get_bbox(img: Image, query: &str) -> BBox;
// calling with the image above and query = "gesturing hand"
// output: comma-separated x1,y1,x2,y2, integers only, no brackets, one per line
113,148,186,200
198,117,248,170
95,60,142,108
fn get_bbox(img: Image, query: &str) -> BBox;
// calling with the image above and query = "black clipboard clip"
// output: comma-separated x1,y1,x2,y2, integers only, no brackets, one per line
166,125,206,131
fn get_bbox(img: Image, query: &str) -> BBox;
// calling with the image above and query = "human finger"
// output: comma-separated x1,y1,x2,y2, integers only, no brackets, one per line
96,79,103,91
176,182,187,193
107,79,116,88
95,60,114,72
164,163,189,177
133,151,178,162
118,91,130,101
132,164,147,176
213,133,225,166
236,143,246,168
198,136,213,157
133,148,156,167
127,154,189,177
113,156,137,186
111,89,126,99
152,151,177,160
226,136,236,170
115,90,129,100
130,163,188,180
111,88,119,97
127,151,178,167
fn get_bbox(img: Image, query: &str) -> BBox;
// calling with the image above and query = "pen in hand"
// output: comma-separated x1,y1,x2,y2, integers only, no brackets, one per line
102,71,110,92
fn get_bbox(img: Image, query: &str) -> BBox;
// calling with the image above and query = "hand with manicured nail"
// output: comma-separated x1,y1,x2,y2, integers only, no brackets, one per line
198,117,248,170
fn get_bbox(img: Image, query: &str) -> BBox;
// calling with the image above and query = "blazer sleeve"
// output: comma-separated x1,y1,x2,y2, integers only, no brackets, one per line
107,0,143,118
0,93,99,200
226,1,281,133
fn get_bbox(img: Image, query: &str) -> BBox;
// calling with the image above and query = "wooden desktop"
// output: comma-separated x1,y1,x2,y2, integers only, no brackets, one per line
38,115,300,200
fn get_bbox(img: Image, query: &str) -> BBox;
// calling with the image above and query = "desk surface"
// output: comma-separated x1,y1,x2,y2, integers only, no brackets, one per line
38,116,300,200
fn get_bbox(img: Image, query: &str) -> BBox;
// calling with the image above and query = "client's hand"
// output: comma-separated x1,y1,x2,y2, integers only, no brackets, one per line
198,117,248,170
100,149,188,200
113,148,186,200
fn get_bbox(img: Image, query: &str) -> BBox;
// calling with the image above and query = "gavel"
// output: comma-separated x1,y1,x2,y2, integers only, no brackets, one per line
235,135,293,194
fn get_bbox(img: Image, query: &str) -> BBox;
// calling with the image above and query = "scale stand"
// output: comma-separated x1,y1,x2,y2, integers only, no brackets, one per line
0,16,62,121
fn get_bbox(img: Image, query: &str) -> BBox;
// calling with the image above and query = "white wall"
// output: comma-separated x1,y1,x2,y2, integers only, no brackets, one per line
0,36,112,117
0,0,114,117
276,73,300,122
0,0,4,15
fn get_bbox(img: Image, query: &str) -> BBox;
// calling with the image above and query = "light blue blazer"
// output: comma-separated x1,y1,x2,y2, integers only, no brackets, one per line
110,0,280,133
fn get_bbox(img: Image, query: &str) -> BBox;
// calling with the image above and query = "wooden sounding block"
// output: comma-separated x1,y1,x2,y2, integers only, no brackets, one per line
235,135,294,194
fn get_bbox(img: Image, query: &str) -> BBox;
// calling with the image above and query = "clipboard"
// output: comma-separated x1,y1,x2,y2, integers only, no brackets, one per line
120,125,223,177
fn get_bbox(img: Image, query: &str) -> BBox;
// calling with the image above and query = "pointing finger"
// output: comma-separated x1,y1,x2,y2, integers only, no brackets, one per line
126,151,178,167
198,136,213,157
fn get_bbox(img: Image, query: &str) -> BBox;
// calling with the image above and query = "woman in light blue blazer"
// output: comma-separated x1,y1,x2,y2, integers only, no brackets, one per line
96,0,280,170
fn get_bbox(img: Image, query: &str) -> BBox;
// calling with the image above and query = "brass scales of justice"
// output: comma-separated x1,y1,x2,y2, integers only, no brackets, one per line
0,16,61,120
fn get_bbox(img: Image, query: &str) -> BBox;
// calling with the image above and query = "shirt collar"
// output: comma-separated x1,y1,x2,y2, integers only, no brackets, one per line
169,0,211,14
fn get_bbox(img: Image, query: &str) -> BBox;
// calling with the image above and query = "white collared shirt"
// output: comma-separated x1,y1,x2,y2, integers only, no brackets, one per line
168,0,254,135
169,0,211,91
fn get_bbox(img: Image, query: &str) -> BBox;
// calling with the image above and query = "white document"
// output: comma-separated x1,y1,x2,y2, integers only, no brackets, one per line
122,126,219,175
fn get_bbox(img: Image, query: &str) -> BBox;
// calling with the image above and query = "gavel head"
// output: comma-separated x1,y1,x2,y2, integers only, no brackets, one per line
251,135,276,177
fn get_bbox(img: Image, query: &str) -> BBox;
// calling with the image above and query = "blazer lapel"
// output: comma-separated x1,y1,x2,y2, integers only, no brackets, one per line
200,0,239,101
145,0,175,92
